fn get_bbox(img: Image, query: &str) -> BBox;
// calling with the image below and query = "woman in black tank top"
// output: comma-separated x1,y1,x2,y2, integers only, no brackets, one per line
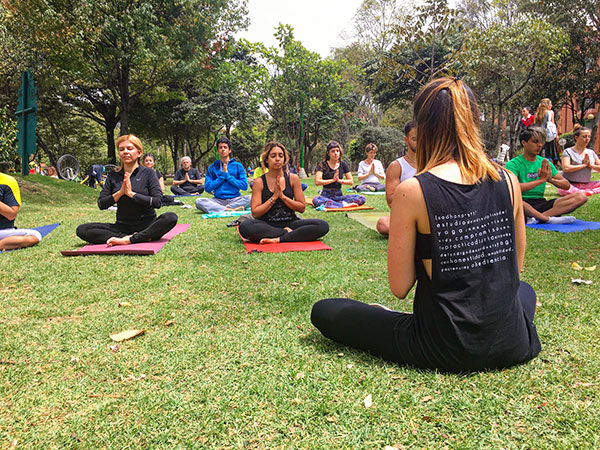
312,78,541,372
239,142,329,244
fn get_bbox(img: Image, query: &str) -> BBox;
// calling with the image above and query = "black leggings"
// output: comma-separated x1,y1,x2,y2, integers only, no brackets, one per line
239,218,329,243
311,281,537,364
171,185,204,195
76,212,178,244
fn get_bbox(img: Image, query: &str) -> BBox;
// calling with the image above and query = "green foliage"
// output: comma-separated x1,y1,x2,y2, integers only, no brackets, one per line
350,126,405,166
368,0,463,107
0,104,17,166
256,25,352,168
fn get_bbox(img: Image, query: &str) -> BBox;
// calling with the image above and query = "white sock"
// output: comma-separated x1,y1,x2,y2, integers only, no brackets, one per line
526,217,538,225
548,216,576,224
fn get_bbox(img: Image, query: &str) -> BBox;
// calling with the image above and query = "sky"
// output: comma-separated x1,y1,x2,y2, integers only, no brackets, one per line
236,0,365,57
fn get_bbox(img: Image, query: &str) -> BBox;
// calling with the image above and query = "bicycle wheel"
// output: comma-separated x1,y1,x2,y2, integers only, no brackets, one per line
57,154,80,181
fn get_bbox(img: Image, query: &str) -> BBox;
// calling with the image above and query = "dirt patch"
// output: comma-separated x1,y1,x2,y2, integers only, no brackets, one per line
16,179,51,196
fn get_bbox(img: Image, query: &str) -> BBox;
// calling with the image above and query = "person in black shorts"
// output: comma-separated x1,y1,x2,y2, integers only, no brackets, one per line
239,142,328,244
77,135,178,246
311,77,541,372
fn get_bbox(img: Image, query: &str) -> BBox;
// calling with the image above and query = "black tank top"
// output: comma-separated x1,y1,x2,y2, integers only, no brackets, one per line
407,171,541,371
258,173,298,222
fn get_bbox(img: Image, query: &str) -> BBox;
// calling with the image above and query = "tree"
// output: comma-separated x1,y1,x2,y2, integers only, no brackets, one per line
0,105,17,168
520,0,600,142
366,0,463,108
256,25,351,169
3,0,247,163
459,17,568,154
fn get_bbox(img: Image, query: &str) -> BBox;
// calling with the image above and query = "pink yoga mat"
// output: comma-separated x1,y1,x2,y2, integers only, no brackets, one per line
61,224,190,256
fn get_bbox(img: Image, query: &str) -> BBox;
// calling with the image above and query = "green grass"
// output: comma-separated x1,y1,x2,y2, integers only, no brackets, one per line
1,174,599,449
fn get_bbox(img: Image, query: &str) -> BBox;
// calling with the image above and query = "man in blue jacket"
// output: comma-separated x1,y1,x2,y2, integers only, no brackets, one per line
195,137,250,213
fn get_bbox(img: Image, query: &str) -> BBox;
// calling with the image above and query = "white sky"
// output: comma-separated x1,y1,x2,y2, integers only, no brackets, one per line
236,0,365,57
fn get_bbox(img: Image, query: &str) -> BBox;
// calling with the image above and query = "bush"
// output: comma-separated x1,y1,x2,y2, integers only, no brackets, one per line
0,105,18,169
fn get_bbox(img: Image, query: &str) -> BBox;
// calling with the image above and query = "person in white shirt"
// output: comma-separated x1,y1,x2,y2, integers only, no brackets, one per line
356,143,385,192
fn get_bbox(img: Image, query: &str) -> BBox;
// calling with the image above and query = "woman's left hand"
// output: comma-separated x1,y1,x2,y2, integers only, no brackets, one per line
276,175,285,197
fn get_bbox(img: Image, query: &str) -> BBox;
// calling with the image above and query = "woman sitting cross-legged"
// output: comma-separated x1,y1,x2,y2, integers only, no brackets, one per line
77,134,178,246
557,124,600,196
312,140,366,208
311,77,541,373
239,142,329,244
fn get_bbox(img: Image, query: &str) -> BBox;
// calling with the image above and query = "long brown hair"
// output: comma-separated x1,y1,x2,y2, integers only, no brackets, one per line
413,77,500,184
534,98,551,125
260,141,289,172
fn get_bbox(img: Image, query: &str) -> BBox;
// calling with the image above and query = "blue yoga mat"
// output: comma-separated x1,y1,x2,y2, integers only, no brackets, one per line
1,223,60,253
526,220,600,233
35,222,61,237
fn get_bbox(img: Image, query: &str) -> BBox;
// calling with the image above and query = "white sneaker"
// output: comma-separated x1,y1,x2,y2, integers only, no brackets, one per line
548,216,576,224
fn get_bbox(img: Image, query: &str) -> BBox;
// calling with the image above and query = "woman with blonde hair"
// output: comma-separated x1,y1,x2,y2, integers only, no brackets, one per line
312,77,541,372
239,142,328,244
535,98,559,164
76,134,177,246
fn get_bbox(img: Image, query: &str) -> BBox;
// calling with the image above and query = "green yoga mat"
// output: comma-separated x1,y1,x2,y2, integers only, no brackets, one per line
346,211,387,232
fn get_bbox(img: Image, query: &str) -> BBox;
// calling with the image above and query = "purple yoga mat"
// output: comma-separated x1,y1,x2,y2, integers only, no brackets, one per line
61,224,190,256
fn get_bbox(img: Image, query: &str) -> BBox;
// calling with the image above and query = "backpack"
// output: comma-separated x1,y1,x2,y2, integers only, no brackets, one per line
545,121,557,142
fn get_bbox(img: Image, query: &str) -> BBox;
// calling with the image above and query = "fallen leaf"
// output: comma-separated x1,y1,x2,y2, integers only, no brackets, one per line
422,395,433,403
0,360,16,365
337,353,344,357
347,364,354,369
584,265,596,271
421,415,432,422
536,301,542,307
295,372,305,380
109,344,120,352
571,262,583,270
118,302,132,307
164,320,175,327
571,278,593,285
364,394,373,408
573,382,595,388
292,282,300,286
9,439,17,449
326,416,337,423
109,329,145,342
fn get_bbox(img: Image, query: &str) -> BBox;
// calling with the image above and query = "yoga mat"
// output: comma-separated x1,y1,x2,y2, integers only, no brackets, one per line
346,211,387,232
201,210,250,219
35,223,61,238
238,227,331,253
306,197,374,212
61,223,190,256
347,190,386,195
526,220,600,233
1,223,60,253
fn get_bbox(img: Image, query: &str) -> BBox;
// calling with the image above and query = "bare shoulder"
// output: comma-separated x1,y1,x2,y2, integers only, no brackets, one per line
392,177,422,203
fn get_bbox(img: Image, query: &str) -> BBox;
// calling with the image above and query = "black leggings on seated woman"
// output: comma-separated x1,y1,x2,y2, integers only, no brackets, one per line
311,281,537,368
76,212,178,244
239,218,329,243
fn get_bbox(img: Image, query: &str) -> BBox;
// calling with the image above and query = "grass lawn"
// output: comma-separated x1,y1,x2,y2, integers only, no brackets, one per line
1,173,599,449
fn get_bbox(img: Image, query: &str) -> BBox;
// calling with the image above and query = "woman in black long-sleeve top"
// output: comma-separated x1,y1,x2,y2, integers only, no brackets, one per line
76,135,178,246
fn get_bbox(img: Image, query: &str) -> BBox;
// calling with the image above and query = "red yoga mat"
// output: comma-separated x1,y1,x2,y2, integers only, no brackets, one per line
242,239,332,253
238,228,331,253
61,224,190,256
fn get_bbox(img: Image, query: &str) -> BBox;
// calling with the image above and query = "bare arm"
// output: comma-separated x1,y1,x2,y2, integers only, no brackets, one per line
548,172,571,190
505,170,526,272
385,161,402,207
0,201,19,221
561,155,587,173
340,171,354,186
280,174,306,213
387,178,422,298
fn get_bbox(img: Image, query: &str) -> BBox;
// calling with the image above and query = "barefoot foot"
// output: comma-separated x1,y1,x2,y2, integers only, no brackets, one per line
106,235,132,246
259,237,281,244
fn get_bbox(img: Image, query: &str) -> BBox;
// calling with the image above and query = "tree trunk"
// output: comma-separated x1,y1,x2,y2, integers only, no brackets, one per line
106,126,116,164
118,64,130,136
